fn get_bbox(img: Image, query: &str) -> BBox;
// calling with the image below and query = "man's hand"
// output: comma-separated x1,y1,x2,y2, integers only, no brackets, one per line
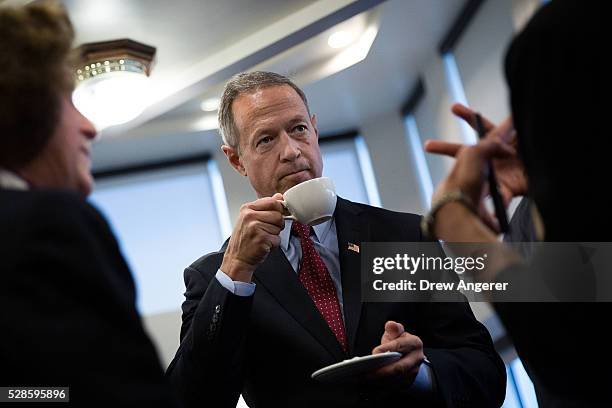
368,321,425,389
425,103,528,205
220,193,285,283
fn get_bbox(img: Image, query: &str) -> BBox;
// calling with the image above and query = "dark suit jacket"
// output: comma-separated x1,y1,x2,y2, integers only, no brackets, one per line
167,198,505,408
0,188,175,407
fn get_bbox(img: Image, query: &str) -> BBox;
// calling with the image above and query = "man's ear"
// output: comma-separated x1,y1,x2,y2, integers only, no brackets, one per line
311,114,319,139
221,144,247,176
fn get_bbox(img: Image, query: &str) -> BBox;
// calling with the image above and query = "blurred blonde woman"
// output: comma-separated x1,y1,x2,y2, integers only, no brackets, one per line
0,2,175,405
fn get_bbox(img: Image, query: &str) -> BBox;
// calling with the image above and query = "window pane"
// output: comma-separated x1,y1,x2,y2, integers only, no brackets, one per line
502,357,539,407
502,365,522,408
404,115,433,209
442,53,477,144
321,138,373,205
90,162,224,315
511,358,539,408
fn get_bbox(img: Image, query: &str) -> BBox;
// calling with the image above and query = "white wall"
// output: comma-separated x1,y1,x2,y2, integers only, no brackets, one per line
511,0,542,31
453,0,515,124
143,310,183,368
360,110,427,214
413,50,466,190
214,149,257,228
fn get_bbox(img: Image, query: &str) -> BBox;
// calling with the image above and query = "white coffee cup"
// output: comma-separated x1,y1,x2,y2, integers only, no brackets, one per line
281,177,337,226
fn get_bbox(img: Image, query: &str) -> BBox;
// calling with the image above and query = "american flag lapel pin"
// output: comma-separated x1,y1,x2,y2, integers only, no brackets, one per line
348,242,360,253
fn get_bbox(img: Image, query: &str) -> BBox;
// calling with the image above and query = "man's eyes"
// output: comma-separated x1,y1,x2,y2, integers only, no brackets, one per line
256,136,273,146
256,125,308,146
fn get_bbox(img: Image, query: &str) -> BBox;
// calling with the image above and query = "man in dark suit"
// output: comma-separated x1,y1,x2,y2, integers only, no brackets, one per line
0,2,175,405
167,71,505,407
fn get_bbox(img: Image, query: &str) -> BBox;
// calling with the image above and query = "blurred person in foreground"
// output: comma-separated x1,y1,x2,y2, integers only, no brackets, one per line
424,1,610,407
166,70,506,408
0,2,175,405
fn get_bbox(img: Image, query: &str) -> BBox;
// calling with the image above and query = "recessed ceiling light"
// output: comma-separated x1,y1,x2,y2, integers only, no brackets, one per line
200,97,220,112
327,31,354,49
191,114,219,131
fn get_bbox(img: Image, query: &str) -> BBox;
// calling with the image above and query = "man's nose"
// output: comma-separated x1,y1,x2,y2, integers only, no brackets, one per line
279,132,300,161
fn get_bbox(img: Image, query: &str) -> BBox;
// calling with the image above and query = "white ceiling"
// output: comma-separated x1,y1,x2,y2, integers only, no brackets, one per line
303,0,462,133
65,0,315,81
63,0,465,171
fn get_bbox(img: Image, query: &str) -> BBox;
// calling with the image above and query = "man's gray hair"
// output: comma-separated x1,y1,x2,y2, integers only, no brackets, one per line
218,71,310,150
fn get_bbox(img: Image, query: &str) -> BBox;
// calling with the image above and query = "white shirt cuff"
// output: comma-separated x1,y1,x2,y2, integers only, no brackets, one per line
215,269,256,297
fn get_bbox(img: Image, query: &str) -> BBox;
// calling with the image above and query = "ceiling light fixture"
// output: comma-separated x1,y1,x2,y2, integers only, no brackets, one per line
73,39,156,130
200,97,221,112
327,30,354,49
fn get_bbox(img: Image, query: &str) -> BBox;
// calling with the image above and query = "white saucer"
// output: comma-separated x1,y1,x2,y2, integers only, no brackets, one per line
311,351,402,383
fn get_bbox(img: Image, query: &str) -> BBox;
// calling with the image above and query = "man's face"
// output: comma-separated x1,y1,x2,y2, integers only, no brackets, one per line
38,91,97,196
223,85,323,198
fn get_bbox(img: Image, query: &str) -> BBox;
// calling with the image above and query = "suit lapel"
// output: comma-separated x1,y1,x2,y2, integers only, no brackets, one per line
253,247,346,361
334,198,367,355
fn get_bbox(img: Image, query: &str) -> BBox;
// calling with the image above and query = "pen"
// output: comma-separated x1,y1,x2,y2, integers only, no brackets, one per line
474,113,510,234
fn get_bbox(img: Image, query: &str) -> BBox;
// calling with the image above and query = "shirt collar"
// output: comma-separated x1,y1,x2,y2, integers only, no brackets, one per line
280,217,335,251
0,169,28,191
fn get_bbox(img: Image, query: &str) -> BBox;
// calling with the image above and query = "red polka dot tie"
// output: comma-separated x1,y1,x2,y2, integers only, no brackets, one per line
292,221,347,353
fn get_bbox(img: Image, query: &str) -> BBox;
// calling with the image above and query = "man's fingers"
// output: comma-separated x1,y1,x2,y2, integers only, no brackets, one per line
259,210,285,229
424,140,462,157
379,321,404,344
242,208,285,229
368,332,425,385
266,234,281,251
425,137,511,160
451,103,495,131
370,354,423,379
451,104,515,146
425,112,514,161
252,219,283,236
451,103,477,127
387,320,404,332
476,139,516,161
247,197,285,214
252,233,281,253
490,117,515,143
374,332,421,355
